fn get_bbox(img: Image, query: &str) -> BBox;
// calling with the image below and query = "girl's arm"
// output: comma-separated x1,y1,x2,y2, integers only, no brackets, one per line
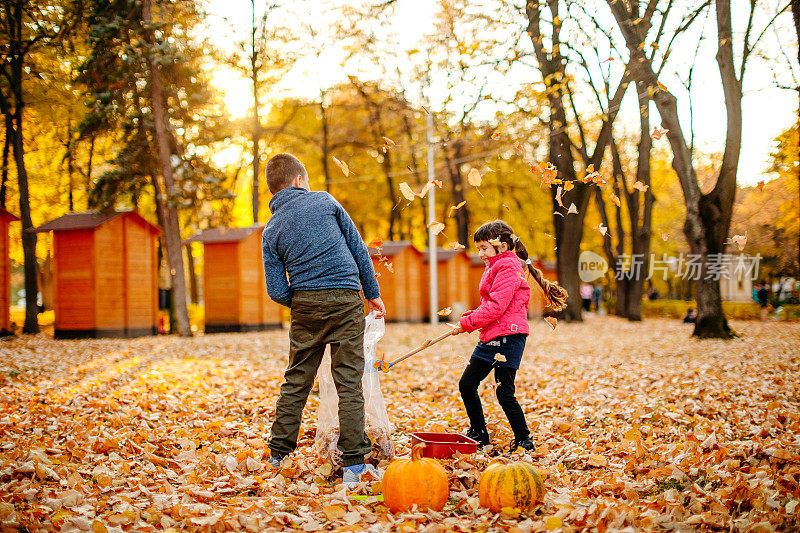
459,261,522,332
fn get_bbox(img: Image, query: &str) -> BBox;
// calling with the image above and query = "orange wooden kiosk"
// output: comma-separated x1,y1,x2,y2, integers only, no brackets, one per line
421,249,471,319
186,226,282,333
368,241,424,322
0,208,19,334
32,211,160,339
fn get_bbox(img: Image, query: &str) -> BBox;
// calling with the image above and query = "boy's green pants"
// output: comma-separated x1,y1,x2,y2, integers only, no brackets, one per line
268,288,372,467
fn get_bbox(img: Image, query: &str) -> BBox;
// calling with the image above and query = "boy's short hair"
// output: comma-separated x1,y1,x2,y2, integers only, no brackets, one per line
266,153,307,194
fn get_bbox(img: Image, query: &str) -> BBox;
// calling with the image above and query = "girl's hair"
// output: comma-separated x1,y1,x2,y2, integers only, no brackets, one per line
474,220,568,312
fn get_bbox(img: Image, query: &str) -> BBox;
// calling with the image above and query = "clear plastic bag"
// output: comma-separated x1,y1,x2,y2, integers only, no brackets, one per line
315,312,394,466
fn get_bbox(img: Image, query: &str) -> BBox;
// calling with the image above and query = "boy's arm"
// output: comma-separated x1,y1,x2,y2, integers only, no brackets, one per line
459,262,521,332
331,196,381,301
262,231,292,307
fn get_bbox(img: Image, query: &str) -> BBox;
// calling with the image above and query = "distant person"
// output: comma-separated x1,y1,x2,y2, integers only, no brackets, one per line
683,308,697,324
261,153,386,489
647,287,660,300
580,283,593,312
756,280,769,321
452,220,568,453
592,284,603,312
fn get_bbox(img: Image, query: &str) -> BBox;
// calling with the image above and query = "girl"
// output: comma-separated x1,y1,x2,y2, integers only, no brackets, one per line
453,220,567,453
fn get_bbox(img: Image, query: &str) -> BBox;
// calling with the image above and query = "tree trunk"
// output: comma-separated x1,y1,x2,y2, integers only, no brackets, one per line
445,140,470,246
85,134,95,203
627,81,654,322
792,0,800,276
185,242,199,304
250,2,260,224
12,109,39,334
320,97,331,192
1,116,9,209
66,118,74,212
143,0,191,337
606,0,738,338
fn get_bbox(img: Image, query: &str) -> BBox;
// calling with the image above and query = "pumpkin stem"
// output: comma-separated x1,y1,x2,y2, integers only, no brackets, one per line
411,443,426,461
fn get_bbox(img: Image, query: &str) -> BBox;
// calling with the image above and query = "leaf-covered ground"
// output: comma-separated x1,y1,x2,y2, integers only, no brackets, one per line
1,317,799,532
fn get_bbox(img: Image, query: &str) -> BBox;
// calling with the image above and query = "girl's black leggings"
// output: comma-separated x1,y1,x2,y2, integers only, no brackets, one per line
458,358,530,440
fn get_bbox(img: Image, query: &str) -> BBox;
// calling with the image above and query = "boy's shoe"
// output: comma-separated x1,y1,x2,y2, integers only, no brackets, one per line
343,463,381,490
465,427,491,447
267,455,283,469
508,437,536,454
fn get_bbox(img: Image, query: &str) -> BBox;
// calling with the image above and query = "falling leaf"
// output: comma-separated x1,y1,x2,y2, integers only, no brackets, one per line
563,180,574,191
555,186,564,208
514,140,524,152
448,201,467,217
493,354,507,362
567,203,578,214
661,231,670,241
651,126,669,140
421,105,430,115
438,307,452,316
756,180,765,192
632,181,649,192
428,221,445,235
731,233,747,251
332,156,349,177
596,223,608,236
406,165,413,173
609,192,621,207
467,168,482,187
447,241,465,250
381,136,395,147
501,203,510,211
367,238,383,249
491,132,501,140
488,237,502,247
544,316,557,329
399,182,416,202
553,211,564,217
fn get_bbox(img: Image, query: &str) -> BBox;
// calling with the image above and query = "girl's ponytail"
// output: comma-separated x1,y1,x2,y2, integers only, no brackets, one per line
474,220,569,312
511,237,568,312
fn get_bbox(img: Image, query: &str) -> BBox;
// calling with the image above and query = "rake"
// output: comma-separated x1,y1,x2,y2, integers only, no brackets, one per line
372,328,458,372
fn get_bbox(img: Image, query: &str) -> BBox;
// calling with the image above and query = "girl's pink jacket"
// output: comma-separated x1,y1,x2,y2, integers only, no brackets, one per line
459,250,530,343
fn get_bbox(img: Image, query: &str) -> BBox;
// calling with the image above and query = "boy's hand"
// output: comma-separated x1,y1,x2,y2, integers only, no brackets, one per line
367,297,386,319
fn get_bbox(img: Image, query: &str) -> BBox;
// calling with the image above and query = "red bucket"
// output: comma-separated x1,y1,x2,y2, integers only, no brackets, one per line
410,432,479,459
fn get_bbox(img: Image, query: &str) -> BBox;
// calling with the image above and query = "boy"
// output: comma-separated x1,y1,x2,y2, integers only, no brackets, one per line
261,153,386,488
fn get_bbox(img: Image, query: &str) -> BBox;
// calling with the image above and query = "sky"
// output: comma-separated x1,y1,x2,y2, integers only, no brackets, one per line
202,0,798,186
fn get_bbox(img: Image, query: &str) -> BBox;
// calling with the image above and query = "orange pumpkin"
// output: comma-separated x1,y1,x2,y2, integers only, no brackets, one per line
382,444,449,513
478,458,544,512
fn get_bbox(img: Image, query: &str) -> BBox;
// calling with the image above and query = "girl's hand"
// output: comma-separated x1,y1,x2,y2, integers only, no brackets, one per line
450,325,465,335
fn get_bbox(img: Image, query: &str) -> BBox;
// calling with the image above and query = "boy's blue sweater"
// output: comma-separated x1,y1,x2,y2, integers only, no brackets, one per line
262,187,380,307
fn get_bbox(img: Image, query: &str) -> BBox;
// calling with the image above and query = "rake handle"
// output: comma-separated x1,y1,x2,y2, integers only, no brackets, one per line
385,329,456,368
